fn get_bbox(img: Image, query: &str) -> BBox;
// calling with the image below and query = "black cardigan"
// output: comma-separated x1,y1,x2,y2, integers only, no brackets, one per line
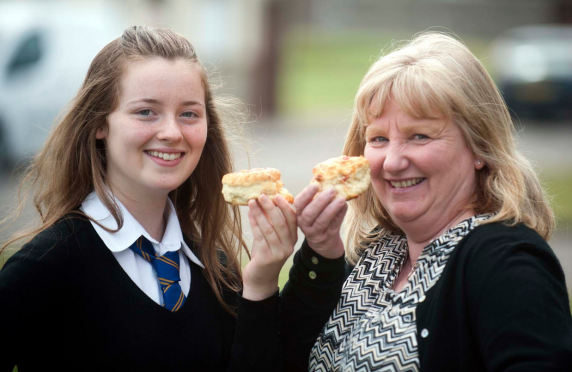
280,223,572,371
0,217,281,372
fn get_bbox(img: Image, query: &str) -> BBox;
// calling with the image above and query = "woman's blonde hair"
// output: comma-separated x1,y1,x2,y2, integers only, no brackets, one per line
2,26,248,315
343,32,555,264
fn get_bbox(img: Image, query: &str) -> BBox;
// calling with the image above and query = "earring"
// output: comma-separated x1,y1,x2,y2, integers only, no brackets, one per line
477,160,482,165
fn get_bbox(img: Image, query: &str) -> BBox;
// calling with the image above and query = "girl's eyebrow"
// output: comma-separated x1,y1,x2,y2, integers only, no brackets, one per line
126,98,205,107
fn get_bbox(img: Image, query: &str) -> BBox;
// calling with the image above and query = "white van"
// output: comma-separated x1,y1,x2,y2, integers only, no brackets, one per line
0,2,124,171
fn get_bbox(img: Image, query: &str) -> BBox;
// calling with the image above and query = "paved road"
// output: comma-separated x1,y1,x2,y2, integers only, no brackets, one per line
1,117,571,288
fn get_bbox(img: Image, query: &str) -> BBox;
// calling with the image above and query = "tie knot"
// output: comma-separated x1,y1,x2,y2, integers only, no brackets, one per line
128,236,186,311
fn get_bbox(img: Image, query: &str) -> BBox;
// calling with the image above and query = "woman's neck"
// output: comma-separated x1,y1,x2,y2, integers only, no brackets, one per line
111,186,169,242
404,209,475,264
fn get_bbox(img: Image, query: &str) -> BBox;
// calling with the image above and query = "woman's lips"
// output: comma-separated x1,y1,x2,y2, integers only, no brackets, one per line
390,177,426,188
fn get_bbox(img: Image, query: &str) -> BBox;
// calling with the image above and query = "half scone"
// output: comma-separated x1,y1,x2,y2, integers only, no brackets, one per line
222,168,294,206
311,156,371,200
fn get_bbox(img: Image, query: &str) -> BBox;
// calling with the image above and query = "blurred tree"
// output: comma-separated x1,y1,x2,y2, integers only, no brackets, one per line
252,0,286,118
555,0,572,24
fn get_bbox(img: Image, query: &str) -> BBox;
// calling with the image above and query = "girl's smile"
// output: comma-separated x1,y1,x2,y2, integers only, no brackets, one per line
96,57,208,200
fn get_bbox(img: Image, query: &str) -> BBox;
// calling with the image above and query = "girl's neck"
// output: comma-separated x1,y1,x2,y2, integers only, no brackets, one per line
111,186,169,242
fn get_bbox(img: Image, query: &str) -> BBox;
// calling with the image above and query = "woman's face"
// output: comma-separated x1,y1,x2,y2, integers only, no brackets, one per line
97,57,207,200
364,100,482,234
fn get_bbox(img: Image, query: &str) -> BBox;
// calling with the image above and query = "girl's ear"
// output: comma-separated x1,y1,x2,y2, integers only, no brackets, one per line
96,127,107,140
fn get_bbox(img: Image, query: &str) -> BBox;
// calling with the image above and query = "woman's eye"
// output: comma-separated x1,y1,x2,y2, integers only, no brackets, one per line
371,136,388,143
413,134,429,140
138,109,152,116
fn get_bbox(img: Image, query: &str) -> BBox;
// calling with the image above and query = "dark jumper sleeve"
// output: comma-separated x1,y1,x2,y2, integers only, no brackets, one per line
228,290,282,372
466,234,572,371
0,229,72,372
280,240,351,372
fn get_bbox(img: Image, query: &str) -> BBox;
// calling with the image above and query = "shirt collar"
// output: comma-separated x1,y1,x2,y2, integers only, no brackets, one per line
81,190,204,268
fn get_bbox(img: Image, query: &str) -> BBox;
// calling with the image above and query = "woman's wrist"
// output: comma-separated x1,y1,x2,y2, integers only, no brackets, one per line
307,237,345,259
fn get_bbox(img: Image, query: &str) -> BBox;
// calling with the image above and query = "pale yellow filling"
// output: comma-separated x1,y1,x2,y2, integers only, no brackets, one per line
222,181,280,205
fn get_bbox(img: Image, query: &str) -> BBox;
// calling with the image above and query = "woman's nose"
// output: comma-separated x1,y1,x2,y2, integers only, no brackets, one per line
157,116,183,142
383,143,409,174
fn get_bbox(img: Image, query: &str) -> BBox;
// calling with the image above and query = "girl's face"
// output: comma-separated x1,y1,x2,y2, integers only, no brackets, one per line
97,57,208,200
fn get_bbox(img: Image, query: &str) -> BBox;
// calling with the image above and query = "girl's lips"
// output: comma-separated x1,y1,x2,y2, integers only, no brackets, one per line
144,151,185,167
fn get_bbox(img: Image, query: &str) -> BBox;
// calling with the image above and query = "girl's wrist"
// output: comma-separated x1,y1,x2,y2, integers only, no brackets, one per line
242,282,278,301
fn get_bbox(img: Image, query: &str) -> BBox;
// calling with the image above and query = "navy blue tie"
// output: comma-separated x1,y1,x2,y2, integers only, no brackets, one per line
129,236,186,312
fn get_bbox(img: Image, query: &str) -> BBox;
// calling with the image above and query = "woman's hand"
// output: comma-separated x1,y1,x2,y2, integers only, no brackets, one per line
295,184,347,259
242,194,297,301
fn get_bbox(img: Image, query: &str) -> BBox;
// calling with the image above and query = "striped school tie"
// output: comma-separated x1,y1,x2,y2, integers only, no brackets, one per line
129,236,186,312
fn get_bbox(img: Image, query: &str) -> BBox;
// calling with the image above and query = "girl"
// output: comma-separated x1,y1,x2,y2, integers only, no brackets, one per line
0,26,296,371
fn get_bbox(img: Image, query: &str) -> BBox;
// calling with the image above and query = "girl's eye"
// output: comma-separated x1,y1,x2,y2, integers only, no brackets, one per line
138,109,152,116
181,112,198,118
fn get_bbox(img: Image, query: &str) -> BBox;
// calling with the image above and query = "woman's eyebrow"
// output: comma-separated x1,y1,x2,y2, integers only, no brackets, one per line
399,119,446,135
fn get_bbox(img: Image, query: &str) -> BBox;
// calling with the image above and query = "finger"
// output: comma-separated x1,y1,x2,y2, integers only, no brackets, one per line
247,209,267,259
328,201,348,232
258,194,290,247
249,196,282,248
312,196,347,232
275,195,298,240
298,188,337,227
294,184,320,216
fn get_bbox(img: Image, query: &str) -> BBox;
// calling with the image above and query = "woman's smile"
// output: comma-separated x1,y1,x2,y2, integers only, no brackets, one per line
387,177,426,190
365,100,479,231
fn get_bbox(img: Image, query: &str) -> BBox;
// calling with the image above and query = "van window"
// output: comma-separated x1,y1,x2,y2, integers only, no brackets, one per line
6,32,42,77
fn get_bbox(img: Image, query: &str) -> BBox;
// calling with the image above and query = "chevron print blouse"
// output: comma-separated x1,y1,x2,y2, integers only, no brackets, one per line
309,214,493,372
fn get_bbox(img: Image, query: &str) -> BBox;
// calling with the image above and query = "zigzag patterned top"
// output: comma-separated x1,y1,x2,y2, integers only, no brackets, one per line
309,214,493,372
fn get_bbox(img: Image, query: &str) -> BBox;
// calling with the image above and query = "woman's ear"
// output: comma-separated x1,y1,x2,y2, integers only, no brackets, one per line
96,127,107,140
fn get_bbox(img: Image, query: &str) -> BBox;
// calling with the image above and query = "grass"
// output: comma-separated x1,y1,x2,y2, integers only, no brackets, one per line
278,28,491,115
542,171,572,228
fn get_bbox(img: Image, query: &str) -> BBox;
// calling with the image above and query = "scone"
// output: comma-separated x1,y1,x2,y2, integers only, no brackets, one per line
311,156,371,200
221,168,294,206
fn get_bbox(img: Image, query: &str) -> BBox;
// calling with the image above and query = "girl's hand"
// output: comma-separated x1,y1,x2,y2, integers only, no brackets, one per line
295,184,347,259
242,194,297,301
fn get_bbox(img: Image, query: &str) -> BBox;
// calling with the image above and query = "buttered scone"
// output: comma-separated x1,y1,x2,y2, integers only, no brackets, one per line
222,168,294,206
311,156,371,200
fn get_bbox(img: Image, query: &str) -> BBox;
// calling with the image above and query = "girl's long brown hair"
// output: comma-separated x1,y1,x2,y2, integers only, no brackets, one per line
1,26,248,315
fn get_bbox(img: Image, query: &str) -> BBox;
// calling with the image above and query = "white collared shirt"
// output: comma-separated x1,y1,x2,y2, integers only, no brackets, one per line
81,191,204,305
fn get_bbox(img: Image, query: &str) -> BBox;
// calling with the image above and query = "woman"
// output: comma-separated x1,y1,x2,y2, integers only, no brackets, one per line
280,33,572,371
0,26,296,371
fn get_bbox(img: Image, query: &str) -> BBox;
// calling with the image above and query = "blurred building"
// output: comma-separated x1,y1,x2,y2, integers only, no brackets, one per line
0,0,570,172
